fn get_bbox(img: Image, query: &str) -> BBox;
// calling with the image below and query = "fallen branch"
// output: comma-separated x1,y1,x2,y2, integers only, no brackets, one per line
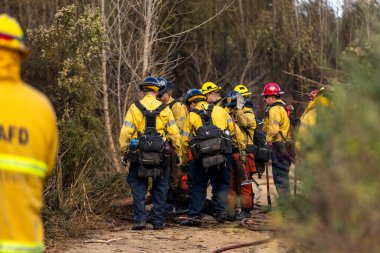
84,238,122,244
211,238,273,253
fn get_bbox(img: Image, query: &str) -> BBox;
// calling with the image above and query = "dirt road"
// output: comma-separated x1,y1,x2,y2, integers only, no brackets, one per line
50,166,294,253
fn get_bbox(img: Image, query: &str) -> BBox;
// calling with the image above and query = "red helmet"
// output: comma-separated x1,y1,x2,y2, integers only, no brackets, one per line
261,82,284,96
308,90,319,101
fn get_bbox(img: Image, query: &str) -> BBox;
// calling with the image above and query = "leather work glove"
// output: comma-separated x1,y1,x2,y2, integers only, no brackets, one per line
236,92,245,110
121,155,127,167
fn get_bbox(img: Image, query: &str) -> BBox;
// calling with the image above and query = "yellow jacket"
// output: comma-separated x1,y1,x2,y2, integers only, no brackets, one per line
167,97,188,131
296,96,330,150
181,102,246,165
0,49,58,253
119,94,182,158
263,99,291,143
236,106,256,145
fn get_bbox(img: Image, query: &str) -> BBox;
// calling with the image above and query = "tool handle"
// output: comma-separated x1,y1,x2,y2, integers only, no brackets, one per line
265,163,272,206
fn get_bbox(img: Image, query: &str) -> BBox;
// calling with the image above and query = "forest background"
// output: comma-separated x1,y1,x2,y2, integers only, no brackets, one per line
1,0,380,250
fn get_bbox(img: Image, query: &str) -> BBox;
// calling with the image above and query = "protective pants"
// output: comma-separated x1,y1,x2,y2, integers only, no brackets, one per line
188,157,230,217
127,162,169,226
227,153,253,213
271,142,292,206
165,147,189,212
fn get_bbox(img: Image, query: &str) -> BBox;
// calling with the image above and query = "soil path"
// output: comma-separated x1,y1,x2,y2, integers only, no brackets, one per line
50,166,295,253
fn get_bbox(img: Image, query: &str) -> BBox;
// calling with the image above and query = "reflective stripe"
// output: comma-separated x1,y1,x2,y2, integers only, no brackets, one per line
124,121,136,130
273,120,280,125
182,131,191,138
166,120,176,128
180,116,186,121
0,241,44,253
227,117,233,124
0,154,47,178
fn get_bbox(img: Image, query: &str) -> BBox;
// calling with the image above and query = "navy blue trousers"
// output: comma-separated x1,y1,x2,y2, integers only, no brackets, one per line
127,162,169,225
188,157,230,217
271,142,291,202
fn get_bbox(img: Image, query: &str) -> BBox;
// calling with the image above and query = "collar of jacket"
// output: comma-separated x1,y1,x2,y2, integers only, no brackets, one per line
274,99,285,105
143,94,157,99
0,48,21,83
195,101,208,110
167,96,174,105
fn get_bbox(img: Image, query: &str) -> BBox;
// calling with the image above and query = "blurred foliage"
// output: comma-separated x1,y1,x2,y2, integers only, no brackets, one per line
288,22,380,253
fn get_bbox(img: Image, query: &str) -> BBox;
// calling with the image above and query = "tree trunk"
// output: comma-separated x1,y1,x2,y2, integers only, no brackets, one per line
142,0,154,76
101,0,123,173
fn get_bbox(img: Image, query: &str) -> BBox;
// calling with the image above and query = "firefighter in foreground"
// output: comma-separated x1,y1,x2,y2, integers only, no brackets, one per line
180,89,246,226
0,14,58,253
119,76,182,230
157,77,189,213
225,88,257,220
262,82,292,205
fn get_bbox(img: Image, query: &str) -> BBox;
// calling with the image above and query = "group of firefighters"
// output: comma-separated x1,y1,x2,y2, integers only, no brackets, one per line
0,14,333,253
118,75,332,230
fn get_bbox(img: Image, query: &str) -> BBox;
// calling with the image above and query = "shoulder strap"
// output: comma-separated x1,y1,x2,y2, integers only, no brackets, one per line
135,100,167,129
270,101,286,109
269,101,288,117
168,99,179,109
190,104,214,126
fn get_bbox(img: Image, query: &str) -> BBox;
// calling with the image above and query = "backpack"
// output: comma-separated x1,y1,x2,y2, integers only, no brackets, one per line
239,113,270,171
134,100,167,177
189,104,232,168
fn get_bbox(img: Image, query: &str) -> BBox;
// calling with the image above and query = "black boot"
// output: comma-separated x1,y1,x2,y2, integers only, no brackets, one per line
236,209,251,221
153,223,164,230
132,221,146,230
214,212,227,223
180,216,202,227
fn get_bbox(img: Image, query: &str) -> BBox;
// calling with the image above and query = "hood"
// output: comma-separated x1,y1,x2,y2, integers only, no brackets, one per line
0,48,21,83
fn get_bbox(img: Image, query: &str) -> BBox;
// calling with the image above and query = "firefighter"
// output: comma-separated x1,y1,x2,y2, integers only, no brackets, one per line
156,77,189,213
297,85,334,150
225,89,257,220
180,89,246,226
157,77,188,130
200,81,226,213
233,84,257,137
201,81,222,105
261,82,292,205
119,76,182,230
0,14,58,253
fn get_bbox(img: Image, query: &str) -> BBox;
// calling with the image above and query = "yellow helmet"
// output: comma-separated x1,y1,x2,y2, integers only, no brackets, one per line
201,82,221,95
0,14,29,56
234,84,252,97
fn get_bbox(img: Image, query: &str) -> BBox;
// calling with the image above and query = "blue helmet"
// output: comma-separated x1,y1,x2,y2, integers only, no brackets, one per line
139,76,161,92
157,77,173,98
225,90,240,108
184,88,206,106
